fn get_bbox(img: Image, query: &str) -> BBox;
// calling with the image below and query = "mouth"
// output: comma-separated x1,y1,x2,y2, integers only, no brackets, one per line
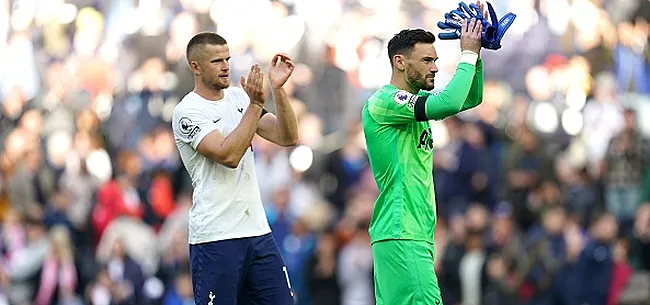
219,74,229,79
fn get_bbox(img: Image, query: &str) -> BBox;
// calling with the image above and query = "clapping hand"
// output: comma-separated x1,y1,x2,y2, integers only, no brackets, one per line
241,64,265,107
268,53,296,89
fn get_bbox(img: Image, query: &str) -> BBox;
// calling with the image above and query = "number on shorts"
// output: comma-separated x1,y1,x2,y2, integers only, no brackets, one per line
282,266,294,297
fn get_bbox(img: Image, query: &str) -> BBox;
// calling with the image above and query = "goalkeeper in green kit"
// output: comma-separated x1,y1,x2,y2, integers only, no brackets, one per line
361,2,489,305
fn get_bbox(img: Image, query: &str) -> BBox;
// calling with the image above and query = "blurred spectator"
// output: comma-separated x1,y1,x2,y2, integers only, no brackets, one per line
608,239,634,305
439,214,466,305
91,150,145,243
482,253,518,305
305,229,341,305
628,204,650,271
603,108,647,228
516,205,567,304
574,213,619,305
35,226,79,305
322,124,369,215
459,229,487,305
503,127,555,231
337,219,373,305
161,267,193,305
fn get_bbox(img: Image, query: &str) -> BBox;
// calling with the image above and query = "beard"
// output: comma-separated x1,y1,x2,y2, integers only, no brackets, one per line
406,65,434,91
202,75,229,91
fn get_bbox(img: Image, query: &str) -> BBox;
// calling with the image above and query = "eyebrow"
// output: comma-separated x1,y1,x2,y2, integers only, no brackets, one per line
210,56,231,63
423,56,438,61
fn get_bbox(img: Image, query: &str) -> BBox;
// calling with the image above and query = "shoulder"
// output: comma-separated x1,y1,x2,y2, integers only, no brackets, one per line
226,87,249,101
367,86,418,110
227,86,247,96
173,93,202,117
371,86,412,103
172,94,207,134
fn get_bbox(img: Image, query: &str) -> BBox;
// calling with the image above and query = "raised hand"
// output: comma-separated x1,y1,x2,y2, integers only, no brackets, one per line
437,1,516,50
460,18,483,54
240,64,265,107
268,53,296,89
476,1,487,18
480,1,516,50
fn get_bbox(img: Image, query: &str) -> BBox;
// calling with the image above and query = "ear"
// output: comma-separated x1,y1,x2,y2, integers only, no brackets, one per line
393,54,406,71
189,61,201,76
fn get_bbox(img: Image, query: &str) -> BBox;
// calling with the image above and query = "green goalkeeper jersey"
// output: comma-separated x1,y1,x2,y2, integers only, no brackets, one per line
362,60,483,245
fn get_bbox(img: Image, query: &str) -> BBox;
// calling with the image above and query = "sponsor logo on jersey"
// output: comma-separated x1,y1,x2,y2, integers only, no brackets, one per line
407,95,418,110
418,127,434,151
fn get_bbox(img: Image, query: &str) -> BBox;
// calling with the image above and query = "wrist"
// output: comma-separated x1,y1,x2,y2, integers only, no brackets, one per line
250,101,264,109
459,50,478,65
271,87,287,95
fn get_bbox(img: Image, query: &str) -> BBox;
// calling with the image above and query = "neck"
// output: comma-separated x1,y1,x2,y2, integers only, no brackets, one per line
390,73,418,94
193,81,225,101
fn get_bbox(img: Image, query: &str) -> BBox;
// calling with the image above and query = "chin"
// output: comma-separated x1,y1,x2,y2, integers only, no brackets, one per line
426,80,435,90
212,81,230,90
422,84,435,91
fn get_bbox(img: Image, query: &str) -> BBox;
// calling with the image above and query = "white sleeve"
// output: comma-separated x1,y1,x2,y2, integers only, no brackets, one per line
172,106,224,149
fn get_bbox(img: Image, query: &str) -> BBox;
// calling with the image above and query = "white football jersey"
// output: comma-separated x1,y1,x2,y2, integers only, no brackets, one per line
171,87,271,245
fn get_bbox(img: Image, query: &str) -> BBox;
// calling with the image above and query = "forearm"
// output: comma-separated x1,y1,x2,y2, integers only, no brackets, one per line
220,104,263,165
461,58,484,111
271,88,299,145
422,54,477,121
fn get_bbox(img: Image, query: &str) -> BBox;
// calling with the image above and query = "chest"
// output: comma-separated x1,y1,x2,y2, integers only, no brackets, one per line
406,121,434,153
205,101,245,135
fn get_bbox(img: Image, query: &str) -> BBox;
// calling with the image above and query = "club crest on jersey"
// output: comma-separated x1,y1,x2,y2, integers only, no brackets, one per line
393,91,412,105
179,117,201,139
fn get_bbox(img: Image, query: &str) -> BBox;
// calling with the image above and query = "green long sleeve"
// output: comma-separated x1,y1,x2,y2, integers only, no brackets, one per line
424,62,476,121
461,59,484,111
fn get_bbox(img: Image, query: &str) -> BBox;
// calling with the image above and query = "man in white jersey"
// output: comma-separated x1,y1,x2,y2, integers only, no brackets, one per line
171,32,299,305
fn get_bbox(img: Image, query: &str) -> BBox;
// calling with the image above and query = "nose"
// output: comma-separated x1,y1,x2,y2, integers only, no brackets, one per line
430,63,439,74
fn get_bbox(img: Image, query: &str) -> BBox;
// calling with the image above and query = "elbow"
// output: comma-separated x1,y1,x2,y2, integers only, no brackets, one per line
223,161,239,169
284,137,299,147
279,134,299,147
213,151,240,168
280,141,298,147
222,156,240,168
199,143,241,168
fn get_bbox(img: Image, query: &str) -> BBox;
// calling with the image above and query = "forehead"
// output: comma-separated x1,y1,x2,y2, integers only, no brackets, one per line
200,44,230,60
410,42,437,58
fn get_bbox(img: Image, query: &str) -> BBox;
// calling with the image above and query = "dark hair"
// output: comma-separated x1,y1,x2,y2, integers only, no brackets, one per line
387,28,436,67
186,32,228,63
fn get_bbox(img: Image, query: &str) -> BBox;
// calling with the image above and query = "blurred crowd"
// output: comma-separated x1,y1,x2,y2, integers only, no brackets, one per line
1,0,650,304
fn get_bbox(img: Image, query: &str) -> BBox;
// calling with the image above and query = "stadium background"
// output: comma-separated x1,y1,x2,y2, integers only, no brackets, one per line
1,0,650,304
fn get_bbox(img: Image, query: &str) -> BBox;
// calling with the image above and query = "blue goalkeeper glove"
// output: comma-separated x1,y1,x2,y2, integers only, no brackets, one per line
436,4,474,40
437,1,516,50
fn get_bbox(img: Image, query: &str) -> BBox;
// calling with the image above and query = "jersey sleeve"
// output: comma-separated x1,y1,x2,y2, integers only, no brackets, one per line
172,106,225,150
423,62,477,121
366,89,426,125
460,59,484,111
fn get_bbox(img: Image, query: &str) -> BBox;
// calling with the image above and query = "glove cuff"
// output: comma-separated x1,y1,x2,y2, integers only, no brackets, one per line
459,50,478,66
